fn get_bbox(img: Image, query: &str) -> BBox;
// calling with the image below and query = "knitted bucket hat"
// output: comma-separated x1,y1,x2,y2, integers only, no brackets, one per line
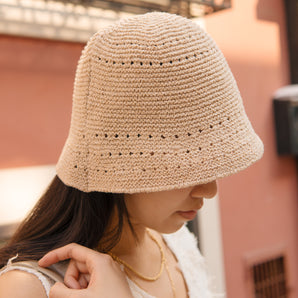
56,12,264,194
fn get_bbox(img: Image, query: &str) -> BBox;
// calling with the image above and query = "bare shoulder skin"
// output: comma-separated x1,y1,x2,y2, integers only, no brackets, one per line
0,270,47,298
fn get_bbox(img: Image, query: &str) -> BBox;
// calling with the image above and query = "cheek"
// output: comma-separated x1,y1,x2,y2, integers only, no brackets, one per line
125,198,185,233
126,198,163,223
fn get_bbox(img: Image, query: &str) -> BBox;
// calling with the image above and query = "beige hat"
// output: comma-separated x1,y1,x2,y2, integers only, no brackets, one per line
56,12,264,194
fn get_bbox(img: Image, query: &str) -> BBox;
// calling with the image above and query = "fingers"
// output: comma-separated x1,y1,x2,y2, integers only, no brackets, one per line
78,274,89,289
49,282,78,298
64,259,90,289
49,282,67,298
64,259,82,289
63,274,89,290
43,245,133,298
39,243,132,297
39,244,95,290
38,243,98,267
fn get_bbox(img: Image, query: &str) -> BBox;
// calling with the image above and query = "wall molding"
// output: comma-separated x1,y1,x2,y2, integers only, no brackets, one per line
0,0,131,42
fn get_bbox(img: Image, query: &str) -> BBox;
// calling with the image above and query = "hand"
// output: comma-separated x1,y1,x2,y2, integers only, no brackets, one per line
38,243,133,298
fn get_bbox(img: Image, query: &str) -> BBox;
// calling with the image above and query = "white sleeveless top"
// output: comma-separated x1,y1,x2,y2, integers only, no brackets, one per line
0,225,224,298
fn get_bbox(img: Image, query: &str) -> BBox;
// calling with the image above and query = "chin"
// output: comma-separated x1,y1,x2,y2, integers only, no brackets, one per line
151,222,185,234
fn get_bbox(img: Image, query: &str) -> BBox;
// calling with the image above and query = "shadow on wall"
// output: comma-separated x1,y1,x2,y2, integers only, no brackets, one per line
256,0,289,79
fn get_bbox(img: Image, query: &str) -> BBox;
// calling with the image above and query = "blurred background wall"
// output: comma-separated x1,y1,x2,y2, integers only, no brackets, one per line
205,0,298,297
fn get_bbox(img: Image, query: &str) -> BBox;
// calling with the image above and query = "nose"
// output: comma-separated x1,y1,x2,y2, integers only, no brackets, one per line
190,180,217,199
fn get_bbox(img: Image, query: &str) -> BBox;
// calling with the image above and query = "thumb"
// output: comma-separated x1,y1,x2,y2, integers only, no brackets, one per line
49,282,80,298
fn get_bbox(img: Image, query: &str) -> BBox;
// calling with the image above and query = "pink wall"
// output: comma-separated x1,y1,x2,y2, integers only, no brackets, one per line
1,3,297,296
0,35,83,168
205,0,298,297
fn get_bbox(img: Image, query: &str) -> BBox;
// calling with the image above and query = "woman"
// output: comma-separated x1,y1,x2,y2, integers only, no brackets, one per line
0,11,264,298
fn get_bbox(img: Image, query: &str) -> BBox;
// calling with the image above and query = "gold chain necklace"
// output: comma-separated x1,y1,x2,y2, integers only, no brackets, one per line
108,229,165,281
108,228,176,298
165,258,177,298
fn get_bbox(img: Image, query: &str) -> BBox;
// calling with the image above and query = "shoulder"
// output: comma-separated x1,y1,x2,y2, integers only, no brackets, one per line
0,269,47,298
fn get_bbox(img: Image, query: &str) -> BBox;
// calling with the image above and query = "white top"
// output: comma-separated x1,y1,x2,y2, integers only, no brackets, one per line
0,225,225,298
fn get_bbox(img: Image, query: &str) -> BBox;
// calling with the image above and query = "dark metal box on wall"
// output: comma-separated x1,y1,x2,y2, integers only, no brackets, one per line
57,0,232,18
273,85,298,156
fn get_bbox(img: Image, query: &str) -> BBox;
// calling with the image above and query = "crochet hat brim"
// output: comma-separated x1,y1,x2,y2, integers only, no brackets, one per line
56,12,264,193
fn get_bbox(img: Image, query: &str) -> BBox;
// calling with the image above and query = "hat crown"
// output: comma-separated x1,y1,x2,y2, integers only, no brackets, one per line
56,12,264,193
93,12,215,56
88,12,219,68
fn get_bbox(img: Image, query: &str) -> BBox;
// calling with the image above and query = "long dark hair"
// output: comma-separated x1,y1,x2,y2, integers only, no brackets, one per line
0,175,133,268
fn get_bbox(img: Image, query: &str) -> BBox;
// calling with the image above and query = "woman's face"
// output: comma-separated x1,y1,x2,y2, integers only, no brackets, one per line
124,180,217,234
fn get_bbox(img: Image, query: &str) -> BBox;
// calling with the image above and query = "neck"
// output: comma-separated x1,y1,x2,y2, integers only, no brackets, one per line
110,217,148,257
99,206,149,257
102,208,166,282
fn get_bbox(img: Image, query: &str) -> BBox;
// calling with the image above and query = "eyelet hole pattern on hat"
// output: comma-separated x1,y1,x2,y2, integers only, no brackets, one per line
75,116,234,173
90,115,232,148
97,50,210,66
100,165,175,174
89,151,190,158
95,155,214,174
96,133,207,139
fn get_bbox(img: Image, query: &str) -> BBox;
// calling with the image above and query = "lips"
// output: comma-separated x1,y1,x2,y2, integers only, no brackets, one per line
177,210,198,220
177,200,204,220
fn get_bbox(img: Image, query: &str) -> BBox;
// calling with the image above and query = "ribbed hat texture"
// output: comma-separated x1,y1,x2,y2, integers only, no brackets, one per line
56,12,264,193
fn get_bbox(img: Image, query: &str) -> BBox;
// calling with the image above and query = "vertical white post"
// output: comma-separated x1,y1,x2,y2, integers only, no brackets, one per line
197,194,226,297
191,16,227,297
